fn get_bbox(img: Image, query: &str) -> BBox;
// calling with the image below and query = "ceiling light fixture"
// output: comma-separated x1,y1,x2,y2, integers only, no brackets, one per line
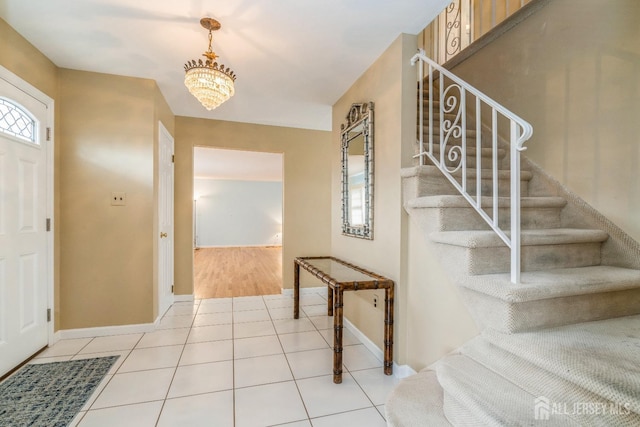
184,17,236,110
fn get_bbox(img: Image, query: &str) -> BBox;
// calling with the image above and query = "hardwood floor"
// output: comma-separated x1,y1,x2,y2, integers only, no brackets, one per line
194,246,283,299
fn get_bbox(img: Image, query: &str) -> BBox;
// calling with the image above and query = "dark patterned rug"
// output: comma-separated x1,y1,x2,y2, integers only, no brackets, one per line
0,356,118,427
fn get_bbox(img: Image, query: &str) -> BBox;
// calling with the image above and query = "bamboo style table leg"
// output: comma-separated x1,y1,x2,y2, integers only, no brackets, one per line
384,285,394,375
327,285,334,316
332,287,344,384
294,261,300,319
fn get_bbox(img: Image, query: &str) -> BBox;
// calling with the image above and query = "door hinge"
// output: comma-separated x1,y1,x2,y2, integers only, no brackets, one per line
46,218,51,232
46,127,51,141
171,154,175,163
47,308,51,322
171,285,174,293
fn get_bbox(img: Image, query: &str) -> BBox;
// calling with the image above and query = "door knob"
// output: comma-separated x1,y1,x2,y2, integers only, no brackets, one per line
160,232,168,238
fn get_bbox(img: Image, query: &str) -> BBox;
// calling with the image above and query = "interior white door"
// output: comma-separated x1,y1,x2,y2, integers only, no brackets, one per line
157,122,174,317
0,78,49,377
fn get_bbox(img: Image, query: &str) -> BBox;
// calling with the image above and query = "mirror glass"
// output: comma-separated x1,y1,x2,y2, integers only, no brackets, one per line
341,102,373,239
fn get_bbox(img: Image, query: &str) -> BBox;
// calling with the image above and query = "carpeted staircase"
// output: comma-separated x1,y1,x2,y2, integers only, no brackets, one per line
385,82,640,425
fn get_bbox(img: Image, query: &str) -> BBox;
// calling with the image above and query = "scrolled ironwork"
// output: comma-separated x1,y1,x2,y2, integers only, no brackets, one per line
440,82,464,172
445,1,462,60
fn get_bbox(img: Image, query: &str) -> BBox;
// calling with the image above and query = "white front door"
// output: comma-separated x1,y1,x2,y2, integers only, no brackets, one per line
0,77,49,377
157,122,174,317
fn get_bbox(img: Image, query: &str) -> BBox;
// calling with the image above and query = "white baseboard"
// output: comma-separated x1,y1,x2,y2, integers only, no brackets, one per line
282,286,328,298
343,317,416,380
58,322,156,340
196,244,282,249
173,294,195,302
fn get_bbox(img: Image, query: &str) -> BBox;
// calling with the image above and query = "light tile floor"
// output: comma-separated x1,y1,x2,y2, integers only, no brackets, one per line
31,291,399,427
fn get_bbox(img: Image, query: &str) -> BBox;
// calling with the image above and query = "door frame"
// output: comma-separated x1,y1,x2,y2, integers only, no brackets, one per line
0,65,55,346
156,121,174,318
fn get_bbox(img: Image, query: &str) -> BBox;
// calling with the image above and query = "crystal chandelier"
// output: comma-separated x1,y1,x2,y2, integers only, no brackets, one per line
184,18,236,110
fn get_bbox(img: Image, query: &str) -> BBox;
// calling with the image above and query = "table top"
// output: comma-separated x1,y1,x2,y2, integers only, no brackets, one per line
295,256,393,287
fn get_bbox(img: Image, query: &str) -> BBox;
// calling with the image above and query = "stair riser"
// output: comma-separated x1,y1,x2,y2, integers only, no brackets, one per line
421,153,509,171
443,395,507,427
408,206,562,232
416,137,499,152
443,393,585,427
402,173,530,201
442,382,576,427
439,242,602,275
461,287,640,332
417,135,506,153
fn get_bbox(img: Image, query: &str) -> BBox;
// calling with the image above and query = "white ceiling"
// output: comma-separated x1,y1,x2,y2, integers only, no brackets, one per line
0,0,447,131
194,147,282,182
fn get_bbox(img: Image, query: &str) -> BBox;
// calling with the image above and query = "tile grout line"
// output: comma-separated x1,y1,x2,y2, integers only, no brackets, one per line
152,298,201,426
231,296,237,427
267,294,313,426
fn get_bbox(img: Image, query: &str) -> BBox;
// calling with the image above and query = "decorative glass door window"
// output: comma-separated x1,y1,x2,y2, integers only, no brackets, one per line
0,98,37,144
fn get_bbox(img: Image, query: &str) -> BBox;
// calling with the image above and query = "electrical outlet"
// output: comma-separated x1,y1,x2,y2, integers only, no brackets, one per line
111,192,126,206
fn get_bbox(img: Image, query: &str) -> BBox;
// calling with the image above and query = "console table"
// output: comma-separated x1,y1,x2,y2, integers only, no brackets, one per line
293,256,394,384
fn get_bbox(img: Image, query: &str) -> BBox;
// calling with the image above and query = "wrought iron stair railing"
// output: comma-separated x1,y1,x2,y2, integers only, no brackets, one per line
411,49,533,284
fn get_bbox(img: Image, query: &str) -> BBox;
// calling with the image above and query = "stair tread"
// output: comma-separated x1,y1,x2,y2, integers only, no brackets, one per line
438,354,578,426
460,265,640,302
408,195,566,209
400,165,533,180
430,228,609,248
483,315,640,415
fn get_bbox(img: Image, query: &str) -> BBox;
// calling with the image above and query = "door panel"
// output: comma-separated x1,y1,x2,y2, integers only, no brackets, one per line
0,77,48,377
18,158,38,232
158,122,174,317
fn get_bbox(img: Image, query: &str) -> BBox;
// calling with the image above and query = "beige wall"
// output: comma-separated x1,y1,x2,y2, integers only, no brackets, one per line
58,69,160,329
0,19,58,98
406,220,478,370
450,0,640,243
332,34,410,357
174,117,331,296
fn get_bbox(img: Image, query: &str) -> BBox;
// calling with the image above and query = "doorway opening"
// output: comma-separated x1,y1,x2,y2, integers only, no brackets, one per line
193,147,283,298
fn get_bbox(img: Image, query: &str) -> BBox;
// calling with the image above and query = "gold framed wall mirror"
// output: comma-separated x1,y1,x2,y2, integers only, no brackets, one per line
340,102,374,239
